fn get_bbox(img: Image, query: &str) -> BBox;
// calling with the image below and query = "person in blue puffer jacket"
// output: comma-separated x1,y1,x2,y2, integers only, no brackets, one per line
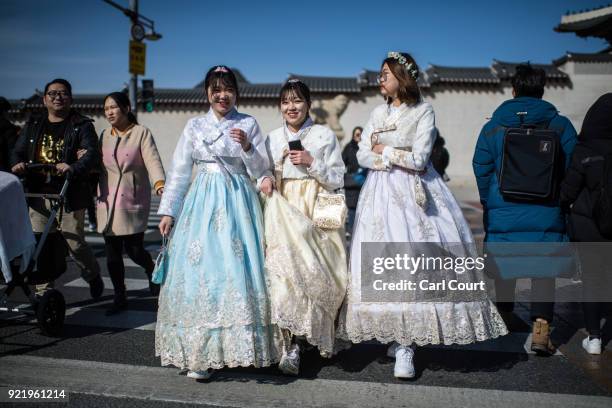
472,63,577,355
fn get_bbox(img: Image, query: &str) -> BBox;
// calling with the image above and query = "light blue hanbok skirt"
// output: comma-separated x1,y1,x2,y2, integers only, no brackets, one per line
155,168,281,371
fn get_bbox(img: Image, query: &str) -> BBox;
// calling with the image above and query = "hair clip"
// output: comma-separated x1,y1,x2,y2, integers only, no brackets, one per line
287,78,302,84
214,66,229,73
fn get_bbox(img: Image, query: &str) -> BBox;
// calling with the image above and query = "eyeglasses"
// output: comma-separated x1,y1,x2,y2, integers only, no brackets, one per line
377,73,388,84
46,91,70,99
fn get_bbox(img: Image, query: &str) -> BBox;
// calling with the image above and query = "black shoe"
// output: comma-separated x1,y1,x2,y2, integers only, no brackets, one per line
105,296,128,316
149,281,160,296
89,275,105,299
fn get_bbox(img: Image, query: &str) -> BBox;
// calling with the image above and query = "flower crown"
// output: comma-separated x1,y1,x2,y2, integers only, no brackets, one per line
387,52,418,80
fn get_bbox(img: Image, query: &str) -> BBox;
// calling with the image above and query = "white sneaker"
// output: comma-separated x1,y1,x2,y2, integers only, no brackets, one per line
394,346,415,379
187,369,213,380
279,343,300,376
386,342,399,358
582,336,602,355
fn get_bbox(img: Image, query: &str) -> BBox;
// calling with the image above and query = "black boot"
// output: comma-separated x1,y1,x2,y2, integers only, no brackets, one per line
105,293,128,316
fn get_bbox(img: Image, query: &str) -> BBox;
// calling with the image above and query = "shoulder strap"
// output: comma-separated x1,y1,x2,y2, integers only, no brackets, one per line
199,139,232,182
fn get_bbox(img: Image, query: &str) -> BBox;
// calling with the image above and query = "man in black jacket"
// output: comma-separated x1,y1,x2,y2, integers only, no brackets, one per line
11,78,104,299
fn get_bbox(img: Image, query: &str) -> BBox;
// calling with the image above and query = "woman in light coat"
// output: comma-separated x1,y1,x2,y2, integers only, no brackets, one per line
96,92,165,315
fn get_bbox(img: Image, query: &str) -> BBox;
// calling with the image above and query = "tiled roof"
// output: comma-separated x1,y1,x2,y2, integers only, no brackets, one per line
287,74,361,93
11,51,612,112
555,5,612,42
492,60,569,80
19,84,279,110
426,65,500,85
23,93,109,109
237,83,281,99
553,51,612,65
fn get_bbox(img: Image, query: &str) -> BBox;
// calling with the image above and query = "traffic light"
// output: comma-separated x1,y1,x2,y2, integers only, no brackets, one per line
142,79,154,112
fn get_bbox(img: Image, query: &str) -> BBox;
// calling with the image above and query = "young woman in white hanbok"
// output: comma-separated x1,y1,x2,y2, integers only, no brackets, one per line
260,80,348,375
156,66,281,381
337,53,507,378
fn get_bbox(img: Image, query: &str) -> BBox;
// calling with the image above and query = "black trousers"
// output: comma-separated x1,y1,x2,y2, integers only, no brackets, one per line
578,245,612,337
86,200,97,227
103,232,154,296
495,278,555,323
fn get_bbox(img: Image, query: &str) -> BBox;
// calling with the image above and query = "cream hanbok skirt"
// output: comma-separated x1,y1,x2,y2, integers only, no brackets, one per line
262,178,348,357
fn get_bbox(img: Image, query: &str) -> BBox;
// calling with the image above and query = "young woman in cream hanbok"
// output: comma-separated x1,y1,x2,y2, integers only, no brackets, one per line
156,66,281,381
259,80,348,375
337,53,507,379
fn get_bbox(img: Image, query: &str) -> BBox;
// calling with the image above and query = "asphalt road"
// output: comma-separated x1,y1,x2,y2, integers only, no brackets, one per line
0,198,610,407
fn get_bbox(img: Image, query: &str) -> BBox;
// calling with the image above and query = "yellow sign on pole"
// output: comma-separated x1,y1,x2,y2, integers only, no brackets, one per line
129,40,146,75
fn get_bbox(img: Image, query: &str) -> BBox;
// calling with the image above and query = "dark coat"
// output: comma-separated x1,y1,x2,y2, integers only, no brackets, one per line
10,110,101,212
473,97,578,279
473,97,577,243
0,116,19,172
560,93,612,242
342,140,366,208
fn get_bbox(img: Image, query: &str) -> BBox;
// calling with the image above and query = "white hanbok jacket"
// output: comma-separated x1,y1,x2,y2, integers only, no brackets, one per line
267,118,345,191
357,101,436,172
158,108,271,218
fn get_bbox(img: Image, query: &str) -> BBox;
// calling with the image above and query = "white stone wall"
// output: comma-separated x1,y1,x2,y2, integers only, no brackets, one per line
339,90,386,146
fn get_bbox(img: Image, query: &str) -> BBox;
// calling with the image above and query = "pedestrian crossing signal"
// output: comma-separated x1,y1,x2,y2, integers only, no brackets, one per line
142,79,154,112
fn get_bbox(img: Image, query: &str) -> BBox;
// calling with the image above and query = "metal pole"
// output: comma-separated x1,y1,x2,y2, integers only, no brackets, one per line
129,0,138,119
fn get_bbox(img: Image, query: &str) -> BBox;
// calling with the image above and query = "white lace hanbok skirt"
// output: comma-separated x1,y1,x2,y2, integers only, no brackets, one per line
337,164,507,346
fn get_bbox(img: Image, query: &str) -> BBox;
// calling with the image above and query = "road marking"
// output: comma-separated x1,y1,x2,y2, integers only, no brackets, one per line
0,355,609,408
64,277,149,291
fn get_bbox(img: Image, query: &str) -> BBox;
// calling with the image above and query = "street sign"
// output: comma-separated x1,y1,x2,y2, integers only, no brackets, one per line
129,40,146,75
131,23,146,41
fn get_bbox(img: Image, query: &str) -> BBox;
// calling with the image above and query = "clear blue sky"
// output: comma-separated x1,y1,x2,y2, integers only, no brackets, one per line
0,0,608,99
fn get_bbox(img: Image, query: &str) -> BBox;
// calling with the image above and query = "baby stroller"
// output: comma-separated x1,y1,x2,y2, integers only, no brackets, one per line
0,164,69,336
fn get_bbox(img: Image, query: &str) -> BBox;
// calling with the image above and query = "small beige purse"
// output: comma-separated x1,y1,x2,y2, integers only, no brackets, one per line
278,125,347,230
312,191,347,230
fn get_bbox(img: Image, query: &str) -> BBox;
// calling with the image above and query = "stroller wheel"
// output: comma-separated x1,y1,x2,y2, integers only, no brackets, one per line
36,289,66,337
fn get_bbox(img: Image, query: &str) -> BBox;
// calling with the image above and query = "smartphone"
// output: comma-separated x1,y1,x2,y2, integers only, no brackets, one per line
288,140,304,151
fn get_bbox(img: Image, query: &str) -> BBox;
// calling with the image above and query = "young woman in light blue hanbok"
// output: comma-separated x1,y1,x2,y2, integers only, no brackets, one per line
156,66,281,381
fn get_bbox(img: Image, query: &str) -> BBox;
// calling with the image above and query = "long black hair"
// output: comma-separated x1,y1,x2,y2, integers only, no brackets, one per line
104,92,137,124
204,65,240,105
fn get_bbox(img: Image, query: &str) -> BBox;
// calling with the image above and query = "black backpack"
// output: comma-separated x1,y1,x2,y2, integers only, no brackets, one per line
499,114,562,204
593,154,612,238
